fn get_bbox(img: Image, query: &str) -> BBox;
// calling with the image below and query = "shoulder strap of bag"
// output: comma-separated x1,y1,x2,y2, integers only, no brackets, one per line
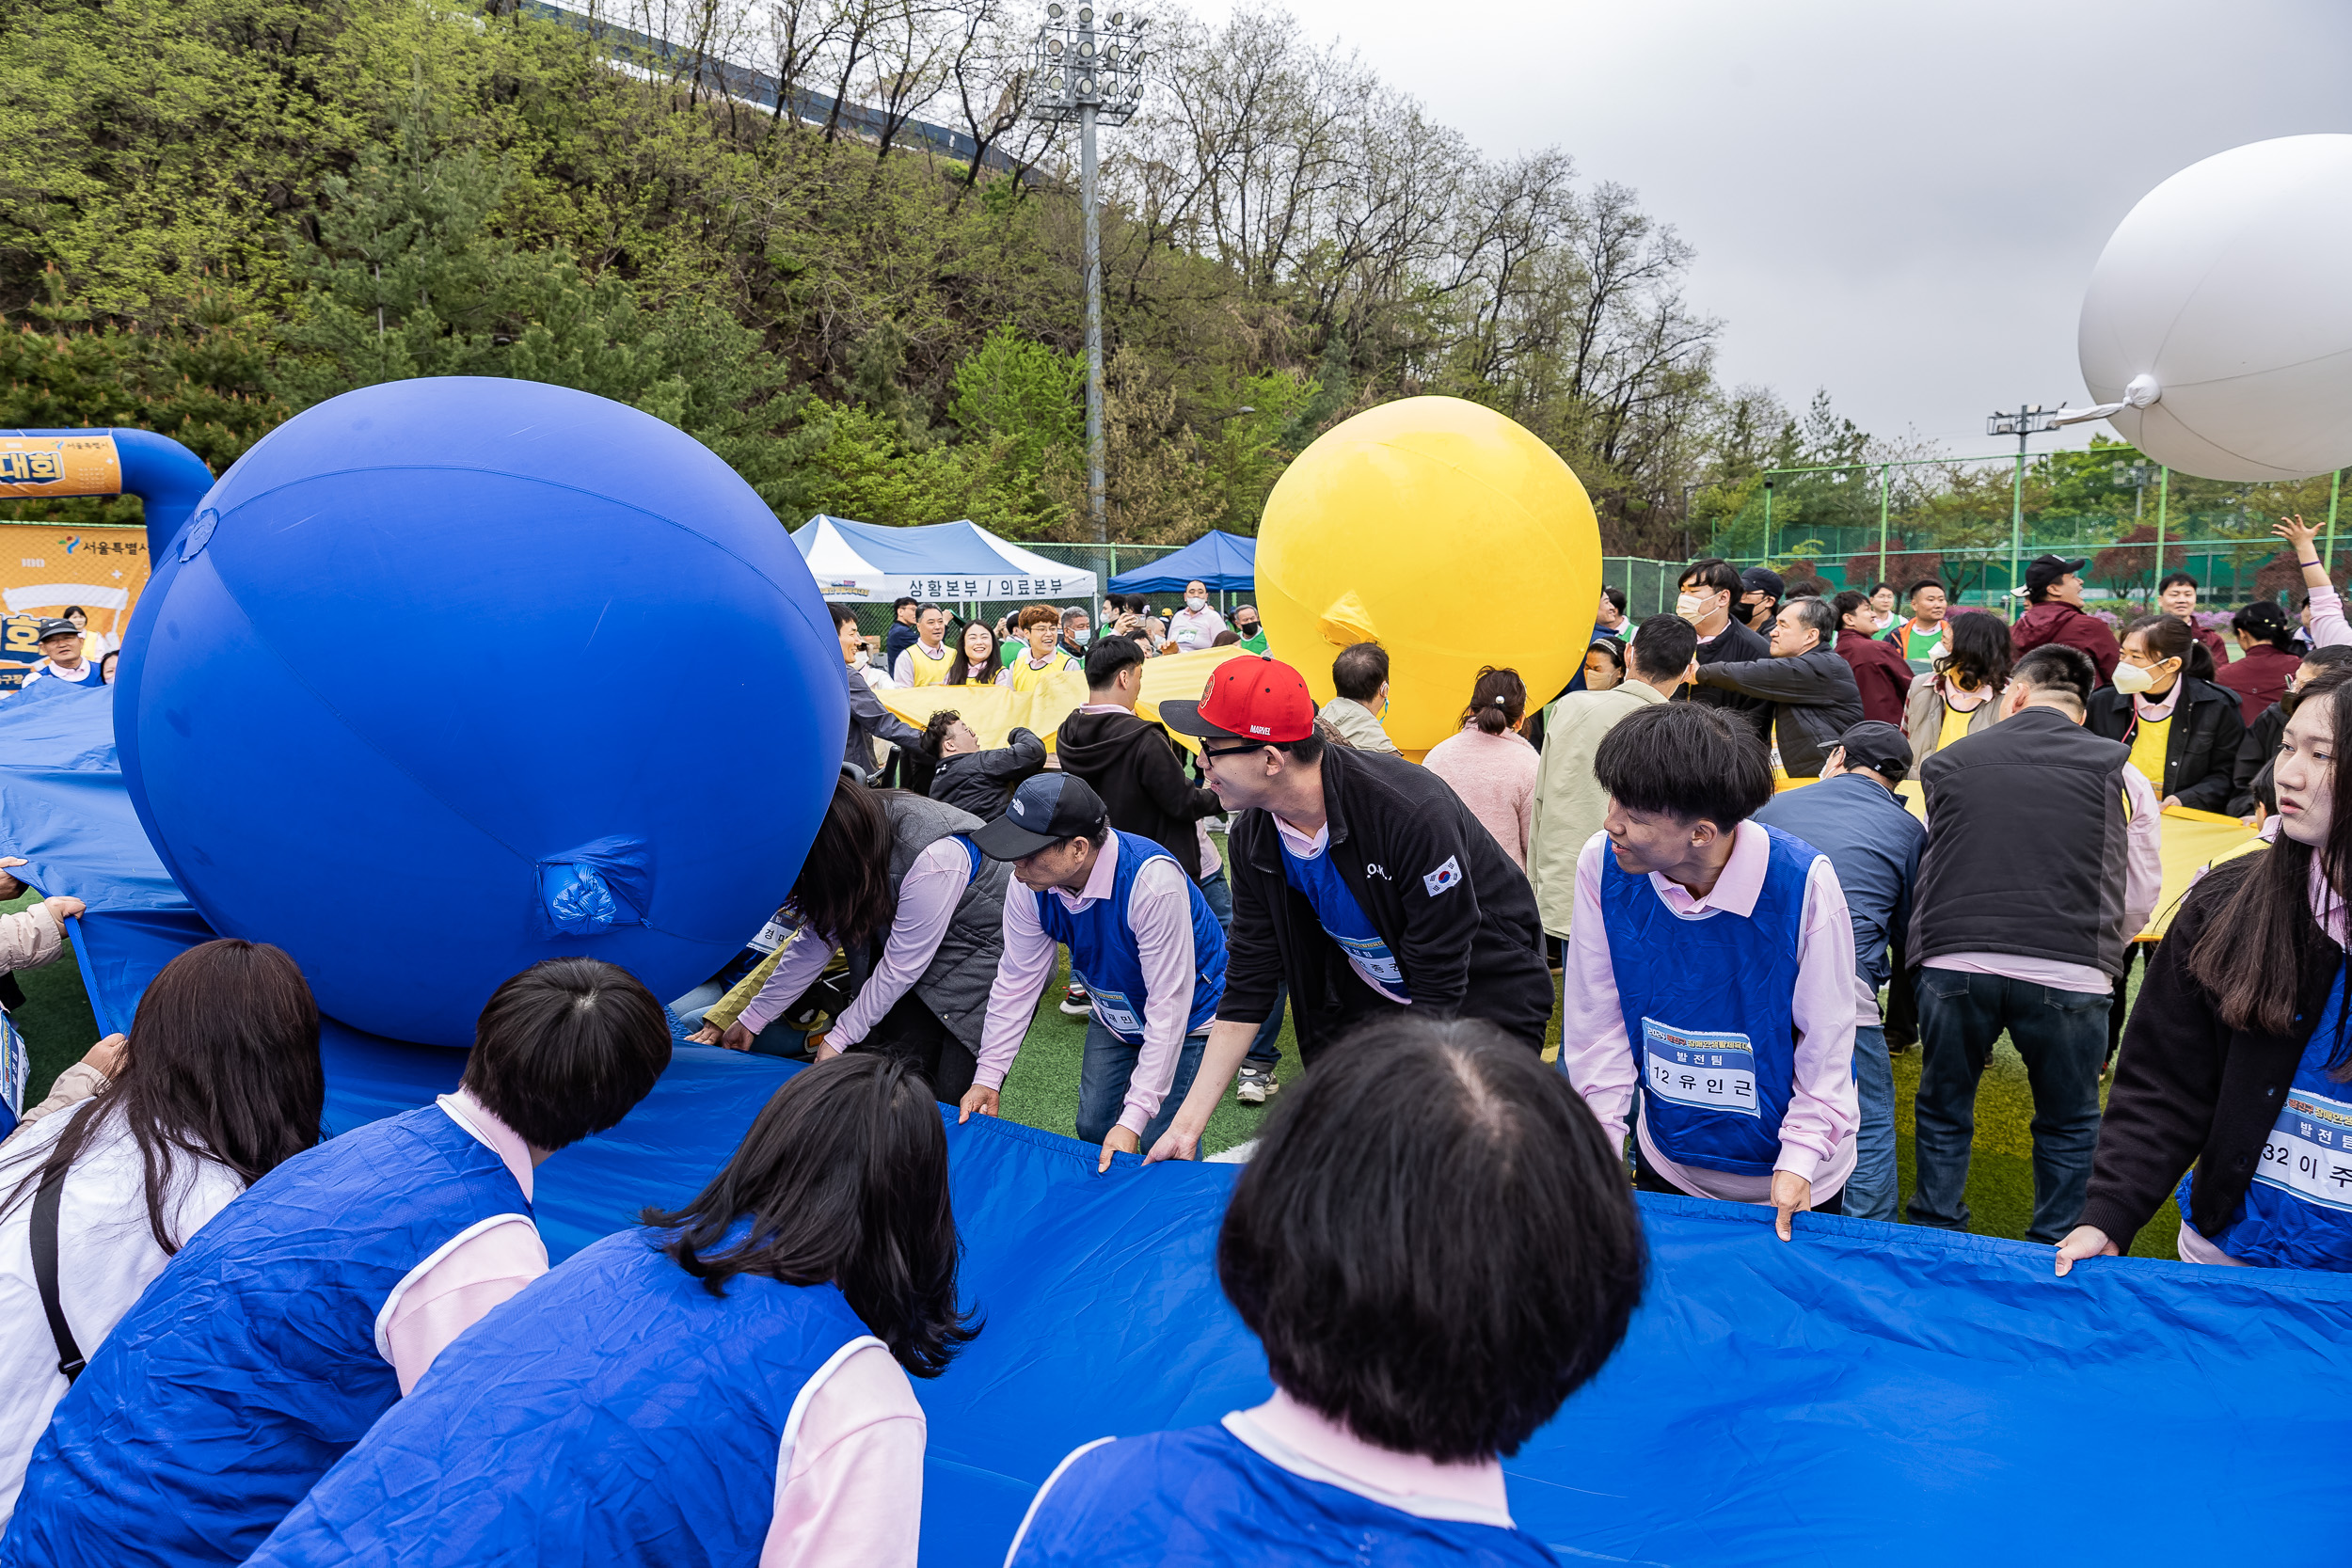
30,1157,87,1383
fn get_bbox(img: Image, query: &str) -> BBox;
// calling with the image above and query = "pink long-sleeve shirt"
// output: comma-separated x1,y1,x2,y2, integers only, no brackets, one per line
734,837,971,1040
1557,821,1859,1202
1421,724,1538,871
976,829,1200,1135
2312,582,2352,649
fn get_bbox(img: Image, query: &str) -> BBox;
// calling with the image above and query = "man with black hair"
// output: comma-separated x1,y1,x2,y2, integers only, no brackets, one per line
1056,636,1224,885
2156,569,2231,668
1315,642,1400,754
1834,589,1914,724
1907,642,2161,1243
1674,558,1772,742
1689,595,1864,778
1555,703,1859,1237
1885,579,1949,662
1596,585,1629,638
1739,566,1784,632
963,773,1227,1173
893,604,955,688
2010,554,2120,686
1531,614,1698,941
923,712,1047,819
834,605,924,781
1147,657,1554,1160
882,595,922,673
10,960,673,1568
1754,720,1924,1223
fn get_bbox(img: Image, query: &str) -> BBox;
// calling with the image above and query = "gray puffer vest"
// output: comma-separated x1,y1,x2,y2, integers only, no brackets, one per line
880,793,1009,1050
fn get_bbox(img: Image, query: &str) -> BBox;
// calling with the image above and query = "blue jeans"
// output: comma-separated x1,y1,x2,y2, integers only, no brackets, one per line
1198,868,1284,1069
1906,968,2108,1243
1845,1023,1898,1223
668,981,806,1058
1077,1017,1208,1153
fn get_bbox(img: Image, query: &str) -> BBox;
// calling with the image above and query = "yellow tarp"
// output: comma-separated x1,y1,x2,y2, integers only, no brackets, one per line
873,645,1250,752
1775,776,2259,942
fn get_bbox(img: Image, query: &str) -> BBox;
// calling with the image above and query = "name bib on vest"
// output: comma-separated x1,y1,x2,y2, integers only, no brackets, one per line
1642,1019,1758,1118
2255,1085,2352,1213
1090,986,1144,1036
748,918,796,955
1332,931,1403,987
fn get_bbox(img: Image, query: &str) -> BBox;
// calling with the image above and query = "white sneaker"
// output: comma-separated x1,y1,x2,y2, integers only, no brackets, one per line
1234,1065,1277,1104
1057,984,1090,1016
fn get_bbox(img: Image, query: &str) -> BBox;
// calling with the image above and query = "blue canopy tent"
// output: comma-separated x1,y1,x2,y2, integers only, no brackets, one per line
6,681,2352,1565
1105,529,1255,600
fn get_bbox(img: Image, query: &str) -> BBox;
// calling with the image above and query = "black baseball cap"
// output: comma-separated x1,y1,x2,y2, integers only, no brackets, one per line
1740,567,1785,599
33,618,78,643
970,772,1110,860
1834,721,1913,784
2023,555,2088,596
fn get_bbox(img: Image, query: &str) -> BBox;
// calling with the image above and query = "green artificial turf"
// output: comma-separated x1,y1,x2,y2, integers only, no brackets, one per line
7,879,2177,1254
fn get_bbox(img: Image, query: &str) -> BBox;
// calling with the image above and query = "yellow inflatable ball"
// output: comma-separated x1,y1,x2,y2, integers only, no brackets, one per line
1255,395,1601,753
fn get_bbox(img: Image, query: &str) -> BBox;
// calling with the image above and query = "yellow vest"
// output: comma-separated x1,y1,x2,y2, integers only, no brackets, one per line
900,642,953,687
1937,701,1974,753
1007,654,1076,694
2128,711,2171,798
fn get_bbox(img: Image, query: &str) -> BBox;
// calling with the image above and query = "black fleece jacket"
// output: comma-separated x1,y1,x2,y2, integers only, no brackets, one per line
1221,744,1553,1058
2083,857,2344,1250
2084,675,2246,814
929,727,1047,820
1055,707,1221,880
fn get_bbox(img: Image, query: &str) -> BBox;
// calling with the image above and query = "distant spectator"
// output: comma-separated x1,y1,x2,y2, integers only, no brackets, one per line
1232,605,1267,655
98,651,119,686
1005,606,1079,692
1785,578,1830,602
883,596,922,673
1211,630,1240,647
893,604,955,688
1581,638,1626,692
1676,558,1772,743
1689,596,1865,778
1529,616,1698,941
1168,581,1227,653
1059,605,1093,661
2010,555,2120,687
18,620,100,691
924,712,1048,820
1867,581,1898,630
1886,579,1949,662
2156,571,2231,668
60,607,111,666
1595,586,1629,638
1903,610,2010,766
1739,566,1784,633
946,619,1005,687
0,941,323,1523
1833,589,1913,725
2230,645,2352,817
1422,668,1537,871
834,606,924,783
2219,600,2304,725
1316,643,1401,755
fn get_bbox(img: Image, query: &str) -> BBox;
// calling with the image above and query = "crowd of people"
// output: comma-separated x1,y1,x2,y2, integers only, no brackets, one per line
2,519,2350,1563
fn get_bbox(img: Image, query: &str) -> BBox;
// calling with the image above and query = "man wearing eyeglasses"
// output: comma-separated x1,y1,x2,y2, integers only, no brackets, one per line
1146,657,1553,1160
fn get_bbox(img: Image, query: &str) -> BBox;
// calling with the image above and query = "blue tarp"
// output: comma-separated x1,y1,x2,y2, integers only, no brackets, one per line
1106,529,1257,594
7,687,2352,1564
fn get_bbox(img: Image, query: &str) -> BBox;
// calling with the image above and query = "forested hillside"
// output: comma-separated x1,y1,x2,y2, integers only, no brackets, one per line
0,0,1852,546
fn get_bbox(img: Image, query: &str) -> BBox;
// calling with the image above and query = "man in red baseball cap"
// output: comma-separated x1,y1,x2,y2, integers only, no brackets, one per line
1151,655,1554,1160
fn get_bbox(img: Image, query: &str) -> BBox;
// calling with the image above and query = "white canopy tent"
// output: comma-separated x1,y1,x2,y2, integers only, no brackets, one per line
790,515,1096,604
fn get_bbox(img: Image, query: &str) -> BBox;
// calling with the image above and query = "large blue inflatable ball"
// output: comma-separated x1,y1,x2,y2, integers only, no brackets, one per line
115,377,848,1047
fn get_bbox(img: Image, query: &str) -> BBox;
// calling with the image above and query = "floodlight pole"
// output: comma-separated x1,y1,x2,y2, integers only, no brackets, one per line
1987,403,2060,619
1080,97,1105,544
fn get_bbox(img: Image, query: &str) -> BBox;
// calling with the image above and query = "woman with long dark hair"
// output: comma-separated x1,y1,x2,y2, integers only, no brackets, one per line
1902,610,2010,765
1422,667,1537,871
1009,1017,1643,1563
944,618,1003,688
0,939,323,1527
246,1053,976,1568
710,771,1009,1102
2060,666,2352,1275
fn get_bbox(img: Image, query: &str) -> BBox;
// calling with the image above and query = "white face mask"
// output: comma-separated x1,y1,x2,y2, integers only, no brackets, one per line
1071,627,1090,646
2111,660,2157,695
1677,592,1708,621
1185,594,1207,611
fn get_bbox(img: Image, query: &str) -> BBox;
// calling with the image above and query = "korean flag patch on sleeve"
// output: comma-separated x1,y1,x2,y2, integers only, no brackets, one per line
1422,856,1463,896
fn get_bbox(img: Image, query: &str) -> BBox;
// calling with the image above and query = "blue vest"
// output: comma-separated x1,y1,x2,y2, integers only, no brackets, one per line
1599,824,1818,1177
1034,832,1226,1043
1009,1422,1560,1567
2182,971,2352,1271
1278,833,1408,999
245,1225,872,1568
1,1105,531,1568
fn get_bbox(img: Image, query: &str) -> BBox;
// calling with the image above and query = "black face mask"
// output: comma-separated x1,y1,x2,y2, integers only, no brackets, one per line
1235,622,1259,638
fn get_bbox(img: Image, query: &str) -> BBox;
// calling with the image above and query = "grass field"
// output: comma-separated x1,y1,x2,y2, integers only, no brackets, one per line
6,882,2179,1257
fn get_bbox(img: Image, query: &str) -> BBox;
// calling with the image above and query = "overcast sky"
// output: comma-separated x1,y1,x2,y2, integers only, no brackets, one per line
1186,0,2351,456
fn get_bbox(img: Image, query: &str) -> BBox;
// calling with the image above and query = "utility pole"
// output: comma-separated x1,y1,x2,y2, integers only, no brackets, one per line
1030,4,1148,546
1986,403,2060,618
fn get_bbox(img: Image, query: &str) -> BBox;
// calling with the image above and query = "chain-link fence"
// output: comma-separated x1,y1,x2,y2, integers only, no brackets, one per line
1698,449,2348,611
